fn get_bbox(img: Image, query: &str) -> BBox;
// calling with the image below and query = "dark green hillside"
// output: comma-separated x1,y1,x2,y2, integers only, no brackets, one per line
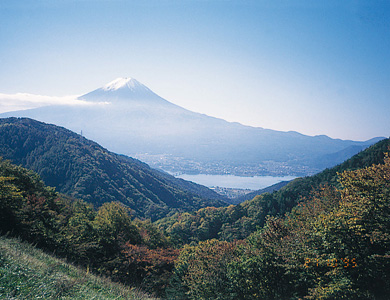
0,157,179,297
170,151,390,299
233,180,290,203
157,138,389,244
0,117,226,220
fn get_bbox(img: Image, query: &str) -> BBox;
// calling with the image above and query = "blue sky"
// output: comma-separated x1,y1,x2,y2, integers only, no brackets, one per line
0,0,389,141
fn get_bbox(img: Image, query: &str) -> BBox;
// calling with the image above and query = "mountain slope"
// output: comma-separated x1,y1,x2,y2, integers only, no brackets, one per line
0,117,226,220
0,236,155,300
231,139,389,204
156,138,390,244
0,78,383,176
233,180,291,203
0,155,177,297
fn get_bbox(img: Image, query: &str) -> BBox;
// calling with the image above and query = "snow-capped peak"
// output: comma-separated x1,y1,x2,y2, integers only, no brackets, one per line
103,77,143,91
79,77,170,104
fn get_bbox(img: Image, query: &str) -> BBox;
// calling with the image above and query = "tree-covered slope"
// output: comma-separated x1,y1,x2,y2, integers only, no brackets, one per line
169,154,390,299
157,138,389,244
0,117,226,220
233,180,290,203
0,157,178,297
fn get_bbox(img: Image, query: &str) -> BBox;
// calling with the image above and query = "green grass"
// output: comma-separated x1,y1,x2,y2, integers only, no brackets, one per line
0,235,158,299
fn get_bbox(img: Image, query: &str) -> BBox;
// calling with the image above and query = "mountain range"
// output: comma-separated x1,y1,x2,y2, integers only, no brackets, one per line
0,78,384,176
0,117,226,220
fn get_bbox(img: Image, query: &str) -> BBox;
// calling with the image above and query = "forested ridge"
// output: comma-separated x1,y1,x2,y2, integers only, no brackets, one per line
0,117,389,298
169,153,390,299
0,117,226,221
0,158,179,296
156,138,390,245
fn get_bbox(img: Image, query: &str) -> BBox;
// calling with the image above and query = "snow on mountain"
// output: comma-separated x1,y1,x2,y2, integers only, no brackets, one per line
103,77,143,91
79,77,161,102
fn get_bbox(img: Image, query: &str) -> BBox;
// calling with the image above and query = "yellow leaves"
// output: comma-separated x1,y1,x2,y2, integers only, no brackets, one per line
93,202,141,246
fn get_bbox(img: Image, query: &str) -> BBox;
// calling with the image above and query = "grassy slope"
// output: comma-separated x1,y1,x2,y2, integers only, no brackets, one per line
0,236,157,300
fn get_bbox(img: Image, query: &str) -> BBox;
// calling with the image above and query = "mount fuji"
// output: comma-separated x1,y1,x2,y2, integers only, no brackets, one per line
81,78,170,103
0,78,383,176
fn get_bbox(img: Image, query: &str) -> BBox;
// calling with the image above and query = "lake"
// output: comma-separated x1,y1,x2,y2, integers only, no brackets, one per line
174,174,297,190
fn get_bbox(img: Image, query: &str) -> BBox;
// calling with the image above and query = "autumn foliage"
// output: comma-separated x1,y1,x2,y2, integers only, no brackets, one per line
0,159,176,297
1,144,390,298
169,154,390,299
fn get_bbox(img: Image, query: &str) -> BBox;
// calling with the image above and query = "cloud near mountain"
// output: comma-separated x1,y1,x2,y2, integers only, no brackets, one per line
0,92,109,113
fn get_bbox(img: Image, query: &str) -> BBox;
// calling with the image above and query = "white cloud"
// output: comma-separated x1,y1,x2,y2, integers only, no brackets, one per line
0,93,109,113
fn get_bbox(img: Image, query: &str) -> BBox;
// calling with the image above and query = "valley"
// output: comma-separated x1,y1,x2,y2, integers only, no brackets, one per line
173,173,296,192
1,126,388,298
135,152,311,176
1,1,389,298
0,118,227,220
0,78,387,299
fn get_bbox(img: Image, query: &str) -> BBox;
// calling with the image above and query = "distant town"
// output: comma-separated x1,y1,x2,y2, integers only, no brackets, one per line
210,186,253,199
135,153,315,177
